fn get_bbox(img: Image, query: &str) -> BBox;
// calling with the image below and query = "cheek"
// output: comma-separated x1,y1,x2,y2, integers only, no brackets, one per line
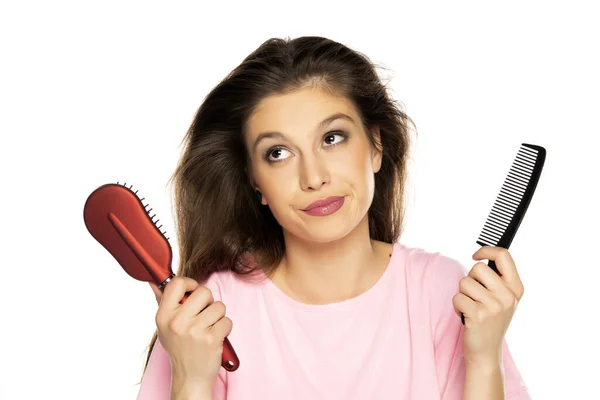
336,146,376,213
254,162,296,201
335,144,375,184
261,173,298,225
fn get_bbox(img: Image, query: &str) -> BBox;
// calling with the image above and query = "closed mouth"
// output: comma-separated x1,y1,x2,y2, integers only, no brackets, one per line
302,196,345,211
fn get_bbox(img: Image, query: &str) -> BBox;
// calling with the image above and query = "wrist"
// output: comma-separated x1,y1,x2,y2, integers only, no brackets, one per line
170,366,213,400
463,357,505,400
466,356,503,374
465,345,502,369
171,381,213,400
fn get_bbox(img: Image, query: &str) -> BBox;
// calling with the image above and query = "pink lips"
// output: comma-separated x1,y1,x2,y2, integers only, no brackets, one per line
301,196,345,216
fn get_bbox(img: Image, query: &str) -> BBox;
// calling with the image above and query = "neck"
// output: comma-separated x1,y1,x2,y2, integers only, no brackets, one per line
273,214,389,304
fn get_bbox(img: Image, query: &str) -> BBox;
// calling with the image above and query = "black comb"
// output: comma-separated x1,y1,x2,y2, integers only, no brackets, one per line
461,143,546,325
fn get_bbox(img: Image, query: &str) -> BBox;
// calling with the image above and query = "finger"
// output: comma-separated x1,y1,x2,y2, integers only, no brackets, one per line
459,275,494,305
469,262,519,307
161,276,200,310
178,286,214,319
472,246,524,299
452,292,478,319
472,246,519,281
468,262,507,294
195,300,226,328
208,316,234,343
149,282,162,304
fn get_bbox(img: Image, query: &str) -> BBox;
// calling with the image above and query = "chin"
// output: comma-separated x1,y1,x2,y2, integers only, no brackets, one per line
293,216,358,244
304,229,351,244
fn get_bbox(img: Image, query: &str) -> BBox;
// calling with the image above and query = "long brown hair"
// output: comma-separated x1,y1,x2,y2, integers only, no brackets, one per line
138,35,416,382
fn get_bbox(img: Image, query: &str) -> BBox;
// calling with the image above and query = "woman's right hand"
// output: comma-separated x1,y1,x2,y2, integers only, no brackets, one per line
150,277,233,389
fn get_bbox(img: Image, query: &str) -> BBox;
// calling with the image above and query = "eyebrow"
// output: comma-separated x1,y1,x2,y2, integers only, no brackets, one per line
252,112,355,152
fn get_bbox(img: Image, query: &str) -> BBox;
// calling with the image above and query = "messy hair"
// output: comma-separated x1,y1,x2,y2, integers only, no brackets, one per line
138,35,416,382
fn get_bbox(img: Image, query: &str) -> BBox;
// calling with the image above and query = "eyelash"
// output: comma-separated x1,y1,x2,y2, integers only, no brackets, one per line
263,130,349,163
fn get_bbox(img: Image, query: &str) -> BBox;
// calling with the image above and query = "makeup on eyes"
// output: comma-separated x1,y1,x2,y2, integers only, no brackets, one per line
262,130,350,163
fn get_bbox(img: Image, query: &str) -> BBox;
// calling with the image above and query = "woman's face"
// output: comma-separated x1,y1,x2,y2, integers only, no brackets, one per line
244,87,382,243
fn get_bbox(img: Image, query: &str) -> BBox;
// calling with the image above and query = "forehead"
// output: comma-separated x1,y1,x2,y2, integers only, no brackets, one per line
245,87,357,139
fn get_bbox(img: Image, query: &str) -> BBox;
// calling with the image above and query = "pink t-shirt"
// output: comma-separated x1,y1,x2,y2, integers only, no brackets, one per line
137,242,530,399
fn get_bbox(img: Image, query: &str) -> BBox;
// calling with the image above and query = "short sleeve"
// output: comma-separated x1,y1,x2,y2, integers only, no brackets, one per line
136,274,228,399
427,253,531,400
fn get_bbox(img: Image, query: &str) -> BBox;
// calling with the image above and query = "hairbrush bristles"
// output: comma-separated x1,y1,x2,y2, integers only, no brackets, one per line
116,181,170,240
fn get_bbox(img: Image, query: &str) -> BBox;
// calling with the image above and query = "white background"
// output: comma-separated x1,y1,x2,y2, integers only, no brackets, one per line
1,1,598,399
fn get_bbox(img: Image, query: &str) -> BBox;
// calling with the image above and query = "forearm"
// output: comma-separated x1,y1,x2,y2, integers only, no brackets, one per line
170,366,213,400
463,360,505,400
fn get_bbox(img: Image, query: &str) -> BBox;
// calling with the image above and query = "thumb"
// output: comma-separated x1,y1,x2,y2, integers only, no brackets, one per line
149,282,162,305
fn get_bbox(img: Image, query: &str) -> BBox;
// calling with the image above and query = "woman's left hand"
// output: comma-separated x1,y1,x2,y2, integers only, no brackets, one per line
452,246,525,366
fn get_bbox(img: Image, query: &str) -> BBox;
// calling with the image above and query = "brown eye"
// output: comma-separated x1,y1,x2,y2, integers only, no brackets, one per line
323,131,347,146
265,147,291,162
272,149,282,158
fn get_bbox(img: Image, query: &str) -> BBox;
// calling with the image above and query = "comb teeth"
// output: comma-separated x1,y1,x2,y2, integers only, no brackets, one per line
477,144,541,247
116,181,170,240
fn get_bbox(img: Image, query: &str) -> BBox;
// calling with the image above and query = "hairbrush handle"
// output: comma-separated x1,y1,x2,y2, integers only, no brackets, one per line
162,283,240,372
108,212,240,371
184,296,239,371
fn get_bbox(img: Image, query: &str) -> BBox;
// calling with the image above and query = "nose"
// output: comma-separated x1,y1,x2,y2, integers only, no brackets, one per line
299,154,329,191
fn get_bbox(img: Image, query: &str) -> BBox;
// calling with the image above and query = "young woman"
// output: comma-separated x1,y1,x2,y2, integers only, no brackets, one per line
136,36,530,399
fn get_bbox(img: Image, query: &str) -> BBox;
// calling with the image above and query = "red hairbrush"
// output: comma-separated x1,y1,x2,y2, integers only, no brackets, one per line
83,182,240,372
